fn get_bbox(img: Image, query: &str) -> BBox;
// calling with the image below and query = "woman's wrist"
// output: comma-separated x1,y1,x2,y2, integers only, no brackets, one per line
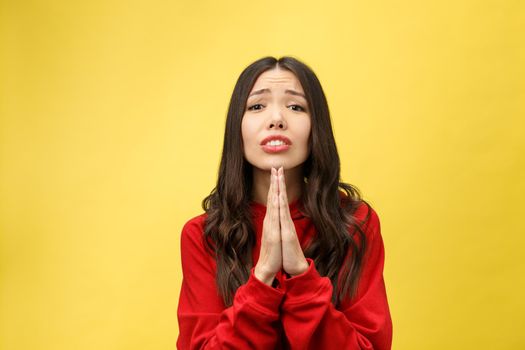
287,260,309,277
254,265,276,286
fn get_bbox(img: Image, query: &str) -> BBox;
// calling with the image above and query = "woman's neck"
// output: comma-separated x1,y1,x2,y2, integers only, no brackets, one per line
251,165,304,206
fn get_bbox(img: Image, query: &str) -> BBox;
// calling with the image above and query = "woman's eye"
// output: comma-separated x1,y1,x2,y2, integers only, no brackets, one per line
247,104,264,111
247,104,305,112
289,105,305,112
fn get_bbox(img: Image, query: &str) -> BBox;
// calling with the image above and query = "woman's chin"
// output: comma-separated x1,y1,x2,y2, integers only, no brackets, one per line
250,163,285,173
246,157,306,173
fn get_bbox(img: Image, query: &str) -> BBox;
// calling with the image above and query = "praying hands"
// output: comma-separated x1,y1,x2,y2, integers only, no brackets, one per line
254,166,309,286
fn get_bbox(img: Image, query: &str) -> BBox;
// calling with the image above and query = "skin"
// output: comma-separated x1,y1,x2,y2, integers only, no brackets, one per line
242,67,311,205
241,67,311,286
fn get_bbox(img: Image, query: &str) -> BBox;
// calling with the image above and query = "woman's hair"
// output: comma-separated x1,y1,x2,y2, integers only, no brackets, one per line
202,56,372,307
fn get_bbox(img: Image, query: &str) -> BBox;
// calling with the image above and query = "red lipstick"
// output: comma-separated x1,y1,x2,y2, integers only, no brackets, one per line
260,135,292,154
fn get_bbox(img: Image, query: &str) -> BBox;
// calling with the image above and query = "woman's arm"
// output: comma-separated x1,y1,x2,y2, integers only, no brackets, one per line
279,208,393,349
177,217,285,350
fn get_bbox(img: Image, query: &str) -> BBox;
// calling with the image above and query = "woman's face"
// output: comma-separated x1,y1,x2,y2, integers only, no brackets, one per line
241,68,311,172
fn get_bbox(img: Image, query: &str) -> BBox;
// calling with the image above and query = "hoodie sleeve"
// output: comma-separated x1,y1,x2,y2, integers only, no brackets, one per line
280,208,393,350
176,217,285,350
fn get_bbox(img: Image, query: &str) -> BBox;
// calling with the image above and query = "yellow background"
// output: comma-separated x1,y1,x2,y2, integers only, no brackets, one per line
1,1,524,349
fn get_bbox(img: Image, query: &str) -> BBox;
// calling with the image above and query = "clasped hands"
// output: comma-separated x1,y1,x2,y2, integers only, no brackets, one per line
254,166,309,286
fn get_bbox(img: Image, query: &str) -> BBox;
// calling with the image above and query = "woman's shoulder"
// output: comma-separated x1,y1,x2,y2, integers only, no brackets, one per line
342,199,383,253
180,212,208,245
353,200,380,227
339,193,381,235
179,212,217,267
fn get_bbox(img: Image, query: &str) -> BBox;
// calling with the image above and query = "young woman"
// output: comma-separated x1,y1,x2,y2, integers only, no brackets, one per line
177,56,393,349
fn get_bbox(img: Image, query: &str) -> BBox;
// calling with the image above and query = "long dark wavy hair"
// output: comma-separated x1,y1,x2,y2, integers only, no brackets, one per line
202,56,372,307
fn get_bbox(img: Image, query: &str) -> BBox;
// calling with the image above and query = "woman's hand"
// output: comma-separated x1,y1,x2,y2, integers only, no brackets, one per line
254,167,282,286
254,167,309,286
277,166,309,277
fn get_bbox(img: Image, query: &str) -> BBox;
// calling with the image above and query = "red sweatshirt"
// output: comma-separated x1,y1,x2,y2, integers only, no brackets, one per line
177,197,393,349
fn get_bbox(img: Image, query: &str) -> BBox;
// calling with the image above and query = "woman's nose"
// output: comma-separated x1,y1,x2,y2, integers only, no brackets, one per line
269,120,285,129
268,111,287,130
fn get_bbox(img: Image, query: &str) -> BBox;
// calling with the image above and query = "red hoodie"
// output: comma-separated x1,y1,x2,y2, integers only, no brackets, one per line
177,196,393,349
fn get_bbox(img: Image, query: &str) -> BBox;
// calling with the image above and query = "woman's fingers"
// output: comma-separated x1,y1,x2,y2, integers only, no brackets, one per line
278,166,309,277
266,167,275,207
278,167,294,241
277,169,291,230
266,167,279,231
254,167,282,285
277,167,291,223
271,167,279,225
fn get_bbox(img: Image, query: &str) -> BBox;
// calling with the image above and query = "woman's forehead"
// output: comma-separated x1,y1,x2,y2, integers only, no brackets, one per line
251,68,304,93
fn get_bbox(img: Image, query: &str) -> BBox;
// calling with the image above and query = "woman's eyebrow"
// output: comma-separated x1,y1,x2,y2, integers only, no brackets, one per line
248,88,306,98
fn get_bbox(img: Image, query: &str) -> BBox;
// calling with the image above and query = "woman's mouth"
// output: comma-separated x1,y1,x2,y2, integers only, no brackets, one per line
260,135,292,153
261,139,291,153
